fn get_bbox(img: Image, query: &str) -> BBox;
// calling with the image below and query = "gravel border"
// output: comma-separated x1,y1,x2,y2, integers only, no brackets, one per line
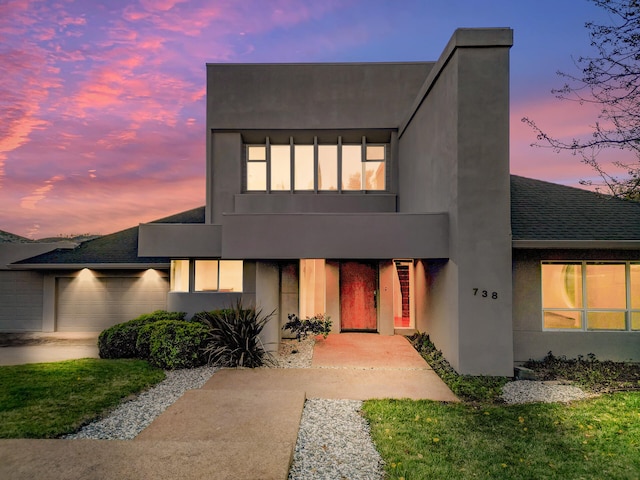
63,365,217,439
288,399,384,480
501,380,589,404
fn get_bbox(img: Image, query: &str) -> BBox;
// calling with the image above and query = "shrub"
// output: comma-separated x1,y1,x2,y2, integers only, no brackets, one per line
283,313,332,341
98,310,186,359
194,300,275,368
409,332,509,403
146,320,209,369
524,351,640,392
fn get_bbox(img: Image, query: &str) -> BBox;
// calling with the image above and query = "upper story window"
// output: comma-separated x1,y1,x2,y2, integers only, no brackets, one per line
541,261,640,331
245,137,387,193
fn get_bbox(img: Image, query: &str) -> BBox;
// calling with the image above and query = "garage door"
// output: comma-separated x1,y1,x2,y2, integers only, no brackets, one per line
56,274,168,332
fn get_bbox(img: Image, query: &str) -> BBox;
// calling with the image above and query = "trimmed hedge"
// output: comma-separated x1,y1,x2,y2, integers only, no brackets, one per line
98,310,186,359
146,320,209,369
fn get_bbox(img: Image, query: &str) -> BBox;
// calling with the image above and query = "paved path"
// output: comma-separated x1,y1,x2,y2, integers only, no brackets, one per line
0,334,457,479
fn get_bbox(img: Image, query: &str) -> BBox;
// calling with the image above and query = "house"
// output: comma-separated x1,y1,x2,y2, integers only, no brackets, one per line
2,28,638,376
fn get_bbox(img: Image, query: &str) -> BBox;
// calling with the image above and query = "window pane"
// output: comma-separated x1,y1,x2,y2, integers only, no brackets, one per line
586,264,626,309
632,311,640,331
543,310,582,329
366,145,385,161
631,264,640,309
170,260,189,292
365,161,385,190
270,145,291,190
542,264,583,309
294,145,314,190
318,145,338,190
195,260,218,291
219,260,243,292
247,162,266,190
587,311,626,330
342,145,362,190
247,146,266,161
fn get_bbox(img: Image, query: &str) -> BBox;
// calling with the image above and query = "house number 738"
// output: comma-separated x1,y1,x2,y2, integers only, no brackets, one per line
473,288,498,300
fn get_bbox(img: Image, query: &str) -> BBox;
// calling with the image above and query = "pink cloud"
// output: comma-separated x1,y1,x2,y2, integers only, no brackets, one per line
511,95,637,186
20,174,65,210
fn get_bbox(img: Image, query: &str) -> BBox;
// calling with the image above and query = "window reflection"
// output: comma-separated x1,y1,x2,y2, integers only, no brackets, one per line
270,145,290,191
318,145,338,190
342,145,362,190
295,145,314,190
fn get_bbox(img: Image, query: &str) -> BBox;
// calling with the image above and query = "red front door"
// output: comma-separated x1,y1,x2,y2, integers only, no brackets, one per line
340,261,377,331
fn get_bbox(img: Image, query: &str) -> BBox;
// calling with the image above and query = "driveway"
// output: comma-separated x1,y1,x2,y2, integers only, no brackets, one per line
0,333,99,365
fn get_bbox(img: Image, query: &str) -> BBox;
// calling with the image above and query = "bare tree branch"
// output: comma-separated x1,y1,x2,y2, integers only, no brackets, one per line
523,0,640,200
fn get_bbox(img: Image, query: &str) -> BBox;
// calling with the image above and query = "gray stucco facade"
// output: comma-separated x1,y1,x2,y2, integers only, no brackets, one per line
137,27,516,375
4,27,638,375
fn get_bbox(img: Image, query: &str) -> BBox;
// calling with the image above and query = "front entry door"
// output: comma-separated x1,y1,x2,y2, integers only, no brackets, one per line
340,261,377,331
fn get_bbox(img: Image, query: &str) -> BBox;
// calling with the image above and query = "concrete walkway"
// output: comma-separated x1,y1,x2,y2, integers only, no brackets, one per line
0,333,457,479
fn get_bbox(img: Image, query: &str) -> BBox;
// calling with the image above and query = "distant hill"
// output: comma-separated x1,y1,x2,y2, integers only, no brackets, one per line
0,230,101,244
36,234,101,243
0,230,34,243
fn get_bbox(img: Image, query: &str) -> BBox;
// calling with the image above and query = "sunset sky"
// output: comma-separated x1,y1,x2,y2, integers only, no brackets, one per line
1,0,634,239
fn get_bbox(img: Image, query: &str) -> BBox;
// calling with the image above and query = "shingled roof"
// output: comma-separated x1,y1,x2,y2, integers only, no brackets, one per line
511,175,640,242
13,206,205,266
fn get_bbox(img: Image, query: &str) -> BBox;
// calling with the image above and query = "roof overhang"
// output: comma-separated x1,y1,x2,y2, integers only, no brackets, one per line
8,263,170,270
513,240,640,250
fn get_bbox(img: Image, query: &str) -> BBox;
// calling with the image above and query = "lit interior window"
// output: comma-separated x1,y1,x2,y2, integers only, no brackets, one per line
318,145,338,190
341,145,362,190
195,260,219,291
247,146,267,191
542,262,638,331
541,263,583,329
219,260,243,292
631,264,640,330
586,264,626,330
270,145,291,190
170,260,190,292
294,145,314,190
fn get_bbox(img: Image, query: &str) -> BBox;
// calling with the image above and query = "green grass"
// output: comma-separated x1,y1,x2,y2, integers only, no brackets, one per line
363,393,640,480
0,358,165,438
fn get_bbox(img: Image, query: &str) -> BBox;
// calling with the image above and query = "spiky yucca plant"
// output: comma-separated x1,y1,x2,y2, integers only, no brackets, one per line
194,300,275,368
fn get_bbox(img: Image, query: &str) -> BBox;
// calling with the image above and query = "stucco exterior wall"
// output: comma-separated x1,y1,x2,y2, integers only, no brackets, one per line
0,271,44,331
207,63,434,131
513,249,640,362
397,29,513,375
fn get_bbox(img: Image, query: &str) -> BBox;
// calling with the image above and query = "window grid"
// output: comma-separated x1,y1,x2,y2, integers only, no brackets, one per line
542,261,640,332
245,136,387,193
171,260,243,293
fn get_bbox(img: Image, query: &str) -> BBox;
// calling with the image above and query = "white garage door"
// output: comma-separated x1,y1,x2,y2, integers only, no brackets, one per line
56,274,169,332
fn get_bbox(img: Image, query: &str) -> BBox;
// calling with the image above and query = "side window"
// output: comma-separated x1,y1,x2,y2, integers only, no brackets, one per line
542,262,638,331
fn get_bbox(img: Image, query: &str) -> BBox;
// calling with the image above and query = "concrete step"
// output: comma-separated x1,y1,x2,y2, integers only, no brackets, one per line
203,367,459,402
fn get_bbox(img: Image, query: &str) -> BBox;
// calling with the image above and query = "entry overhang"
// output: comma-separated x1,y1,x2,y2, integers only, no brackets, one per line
222,212,448,259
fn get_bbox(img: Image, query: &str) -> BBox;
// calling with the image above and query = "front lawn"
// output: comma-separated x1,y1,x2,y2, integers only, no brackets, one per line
363,392,640,480
0,358,165,438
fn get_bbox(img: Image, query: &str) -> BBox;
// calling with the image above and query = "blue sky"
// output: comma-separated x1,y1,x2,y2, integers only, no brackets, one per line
1,0,627,238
